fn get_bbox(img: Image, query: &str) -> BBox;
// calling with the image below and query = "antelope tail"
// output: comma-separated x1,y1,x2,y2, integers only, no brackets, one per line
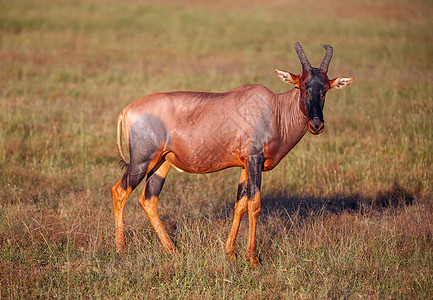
116,113,129,169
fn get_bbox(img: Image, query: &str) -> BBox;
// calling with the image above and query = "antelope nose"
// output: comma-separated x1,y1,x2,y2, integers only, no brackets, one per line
308,118,325,134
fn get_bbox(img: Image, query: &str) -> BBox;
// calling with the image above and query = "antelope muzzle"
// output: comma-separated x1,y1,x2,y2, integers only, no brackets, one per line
308,117,325,135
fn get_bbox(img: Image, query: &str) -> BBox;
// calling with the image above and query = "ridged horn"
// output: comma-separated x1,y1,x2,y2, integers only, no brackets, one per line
294,42,312,72
319,44,333,73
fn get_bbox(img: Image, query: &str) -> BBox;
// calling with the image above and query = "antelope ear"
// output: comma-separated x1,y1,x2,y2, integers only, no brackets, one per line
330,77,354,89
273,68,299,87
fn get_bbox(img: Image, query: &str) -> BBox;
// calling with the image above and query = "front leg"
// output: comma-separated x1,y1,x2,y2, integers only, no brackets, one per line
225,168,248,261
245,154,264,267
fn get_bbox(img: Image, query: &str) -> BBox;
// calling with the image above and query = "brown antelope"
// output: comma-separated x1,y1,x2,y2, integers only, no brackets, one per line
111,42,354,266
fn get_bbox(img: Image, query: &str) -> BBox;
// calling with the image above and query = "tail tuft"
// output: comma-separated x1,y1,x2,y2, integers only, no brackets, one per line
118,157,129,170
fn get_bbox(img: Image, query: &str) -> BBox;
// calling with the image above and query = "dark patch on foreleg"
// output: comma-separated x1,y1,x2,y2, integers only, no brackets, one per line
246,154,264,200
237,179,247,200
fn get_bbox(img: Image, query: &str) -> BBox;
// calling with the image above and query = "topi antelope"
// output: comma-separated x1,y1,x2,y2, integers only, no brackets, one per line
111,42,354,266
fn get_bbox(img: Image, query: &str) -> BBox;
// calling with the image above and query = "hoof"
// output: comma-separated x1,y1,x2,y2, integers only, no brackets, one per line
246,251,260,267
227,251,237,262
116,247,126,256
249,256,260,268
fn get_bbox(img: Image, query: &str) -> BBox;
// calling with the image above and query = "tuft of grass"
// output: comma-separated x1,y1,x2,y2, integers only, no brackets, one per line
1,0,432,298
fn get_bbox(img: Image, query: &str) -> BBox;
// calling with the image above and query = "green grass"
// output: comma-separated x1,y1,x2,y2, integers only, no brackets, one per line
1,0,432,298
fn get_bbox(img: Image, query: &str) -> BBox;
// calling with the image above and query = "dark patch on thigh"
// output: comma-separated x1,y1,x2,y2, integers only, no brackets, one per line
120,113,170,191
129,113,171,164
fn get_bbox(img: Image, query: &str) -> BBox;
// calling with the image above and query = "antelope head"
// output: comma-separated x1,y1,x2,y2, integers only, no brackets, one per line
274,42,354,134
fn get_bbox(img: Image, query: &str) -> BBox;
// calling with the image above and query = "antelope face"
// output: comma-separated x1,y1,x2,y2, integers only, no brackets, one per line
299,68,328,135
274,42,354,135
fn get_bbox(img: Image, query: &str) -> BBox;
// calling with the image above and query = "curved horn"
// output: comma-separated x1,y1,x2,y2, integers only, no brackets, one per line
319,44,333,73
294,42,312,72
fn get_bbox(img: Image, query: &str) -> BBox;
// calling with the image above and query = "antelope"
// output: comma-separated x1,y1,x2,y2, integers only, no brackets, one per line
111,42,354,266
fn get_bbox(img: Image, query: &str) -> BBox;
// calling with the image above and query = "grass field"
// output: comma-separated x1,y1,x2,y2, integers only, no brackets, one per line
1,0,432,298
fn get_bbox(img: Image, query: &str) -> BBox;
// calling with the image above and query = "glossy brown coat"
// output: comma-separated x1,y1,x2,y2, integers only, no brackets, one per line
119,85,308,173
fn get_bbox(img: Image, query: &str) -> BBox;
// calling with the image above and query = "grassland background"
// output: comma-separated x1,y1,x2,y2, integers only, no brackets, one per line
0,0,432,298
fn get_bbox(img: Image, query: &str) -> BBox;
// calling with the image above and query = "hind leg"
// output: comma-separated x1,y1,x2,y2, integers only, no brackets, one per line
111,159,152,254
111,179,134,254
138,159,175,253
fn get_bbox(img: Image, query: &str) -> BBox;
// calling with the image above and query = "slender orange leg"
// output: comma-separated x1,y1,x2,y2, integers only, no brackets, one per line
246,191,261,267
111,179,133,254
138,160,175,253
225,168,248,261
244,155,263,267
